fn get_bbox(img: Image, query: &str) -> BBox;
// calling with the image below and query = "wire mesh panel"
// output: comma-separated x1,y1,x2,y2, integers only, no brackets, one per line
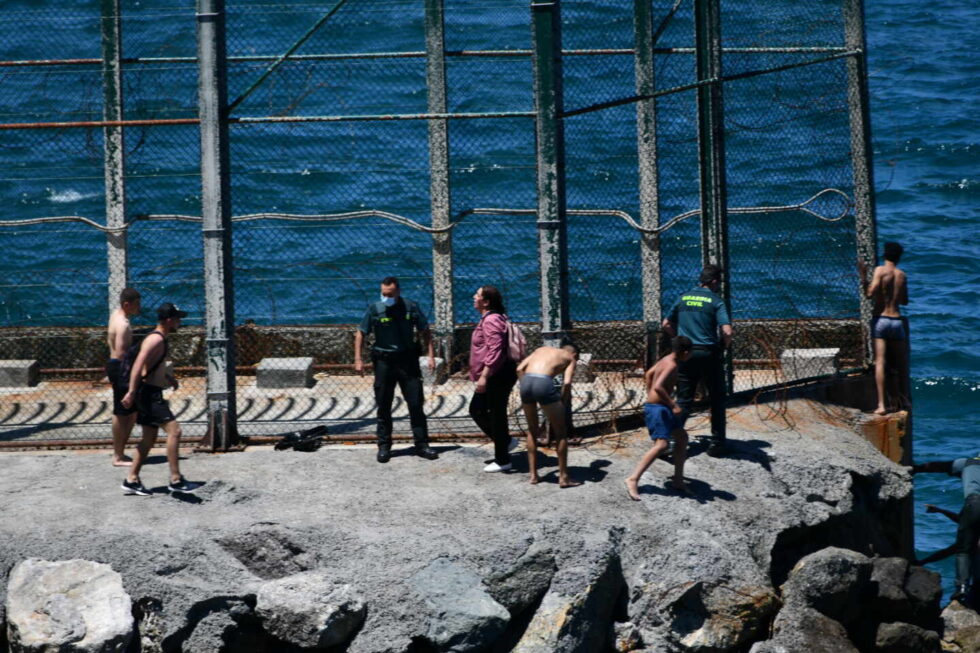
0,0,877,446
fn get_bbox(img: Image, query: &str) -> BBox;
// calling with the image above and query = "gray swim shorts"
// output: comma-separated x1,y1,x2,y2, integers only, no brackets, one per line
871,316,906,340
519,373,562,405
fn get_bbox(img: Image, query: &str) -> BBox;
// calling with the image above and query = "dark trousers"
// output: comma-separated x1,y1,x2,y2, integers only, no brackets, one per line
469,362,518,465
676,346,726,442
954,494,980,586
373,352,428,448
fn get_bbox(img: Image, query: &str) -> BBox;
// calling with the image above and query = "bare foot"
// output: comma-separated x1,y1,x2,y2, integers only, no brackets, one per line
668,479,694,496
559,478,583,489
873,407,887,416
625,477,641,501
530,476,540,485
112,455,133,467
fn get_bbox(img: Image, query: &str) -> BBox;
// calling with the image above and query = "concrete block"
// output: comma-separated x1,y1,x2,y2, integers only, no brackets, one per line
573,352,596,384
420,357,445,385
0,359,40,387
256,357,314,389
780,348,840,382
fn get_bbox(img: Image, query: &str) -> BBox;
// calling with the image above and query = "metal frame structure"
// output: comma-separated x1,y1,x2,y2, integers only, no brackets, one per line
0,0,882,445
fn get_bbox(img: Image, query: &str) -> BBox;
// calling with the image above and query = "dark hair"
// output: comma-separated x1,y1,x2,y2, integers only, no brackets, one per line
381,276,400,287
672,335,693,354
883,242,903,263
479,285,506,314
119,287,141,306
560,339,580,355
699,265,723,285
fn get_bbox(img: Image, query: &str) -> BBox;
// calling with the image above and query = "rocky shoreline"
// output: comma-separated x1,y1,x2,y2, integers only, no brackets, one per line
0,399,976,652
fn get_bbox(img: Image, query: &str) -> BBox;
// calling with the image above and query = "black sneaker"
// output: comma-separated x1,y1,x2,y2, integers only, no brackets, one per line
377,446,392,463
416,446,439,460
168,476,201,493
121,479,151,496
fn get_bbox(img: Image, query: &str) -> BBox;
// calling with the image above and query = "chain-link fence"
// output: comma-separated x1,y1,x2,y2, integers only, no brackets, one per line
0,0,875,447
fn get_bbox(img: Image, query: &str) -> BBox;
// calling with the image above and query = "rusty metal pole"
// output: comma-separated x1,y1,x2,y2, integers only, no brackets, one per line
424,0,454,366
196,0,238,450
100,0,128,312
634,0,662,367
531,0,568,348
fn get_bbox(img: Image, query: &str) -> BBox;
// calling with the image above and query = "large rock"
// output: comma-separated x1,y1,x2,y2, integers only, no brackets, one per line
750,604,859,653
513,531,623,653
411,557,509,652
5,558,133,653
673,582,780,651
780,547,872,626
941,601,980,653
256,570,366,650
483,539,557,615
874,621,941,652
903,565,942,626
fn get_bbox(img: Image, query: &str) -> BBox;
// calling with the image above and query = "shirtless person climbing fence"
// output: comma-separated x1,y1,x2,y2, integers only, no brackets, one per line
106,288,141,466
626,336,693,501
516,342,582,488
860,241,909,415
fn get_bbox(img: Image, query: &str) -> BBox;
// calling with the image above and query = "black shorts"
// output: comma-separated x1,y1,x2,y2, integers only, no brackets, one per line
106,359,136,417
136,384,176,427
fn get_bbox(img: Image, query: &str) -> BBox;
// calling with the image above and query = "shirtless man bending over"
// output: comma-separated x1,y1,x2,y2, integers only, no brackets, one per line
516,342,582,488
106,287,141,466
626,336,693,501
860,241,909,415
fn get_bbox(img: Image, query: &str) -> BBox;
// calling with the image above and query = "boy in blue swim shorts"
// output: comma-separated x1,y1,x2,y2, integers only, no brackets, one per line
626,336,693,500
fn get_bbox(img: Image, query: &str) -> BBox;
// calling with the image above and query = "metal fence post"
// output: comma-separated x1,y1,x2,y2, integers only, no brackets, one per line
531,0,568,348
843,0,878,365
100,0,127,312
424,0,454,363
196,0,238,450
693,0,732,392
634,0,662,366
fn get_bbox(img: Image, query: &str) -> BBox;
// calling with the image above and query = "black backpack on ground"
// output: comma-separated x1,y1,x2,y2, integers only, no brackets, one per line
274,425,328,452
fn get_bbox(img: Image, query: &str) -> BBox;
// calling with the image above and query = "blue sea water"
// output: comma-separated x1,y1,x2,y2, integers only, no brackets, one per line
0,0,976,597
866,0,980,598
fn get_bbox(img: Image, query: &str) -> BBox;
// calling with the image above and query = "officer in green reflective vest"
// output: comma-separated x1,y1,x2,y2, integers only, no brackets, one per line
355,276,438,463
663,264,733,457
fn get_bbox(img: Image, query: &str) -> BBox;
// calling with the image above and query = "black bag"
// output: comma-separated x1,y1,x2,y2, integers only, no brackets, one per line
117,331,166,392
274,425,328,452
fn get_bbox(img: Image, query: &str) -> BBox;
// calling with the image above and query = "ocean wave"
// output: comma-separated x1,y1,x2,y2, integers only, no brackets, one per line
912,375,980,402
46,188,100,204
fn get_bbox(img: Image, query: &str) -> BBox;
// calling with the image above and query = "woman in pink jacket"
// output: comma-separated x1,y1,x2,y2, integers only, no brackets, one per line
469,285,518,472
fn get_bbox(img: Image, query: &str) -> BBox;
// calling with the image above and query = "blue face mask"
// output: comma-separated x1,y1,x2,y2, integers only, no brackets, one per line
381,295,396,307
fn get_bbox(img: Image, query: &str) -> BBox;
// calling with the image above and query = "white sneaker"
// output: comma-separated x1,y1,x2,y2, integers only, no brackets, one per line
484,462,513,473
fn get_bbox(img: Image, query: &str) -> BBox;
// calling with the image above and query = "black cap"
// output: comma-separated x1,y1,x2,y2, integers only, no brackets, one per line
157,303,188,321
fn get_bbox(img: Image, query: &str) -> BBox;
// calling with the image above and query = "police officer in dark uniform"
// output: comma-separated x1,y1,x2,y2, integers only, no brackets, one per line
354,276,439,463
662,264,733,457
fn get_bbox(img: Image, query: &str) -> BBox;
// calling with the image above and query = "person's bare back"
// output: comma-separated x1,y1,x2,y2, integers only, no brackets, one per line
518,346,576,378
107,308,134,360
868,262,908,318
645,354,680,407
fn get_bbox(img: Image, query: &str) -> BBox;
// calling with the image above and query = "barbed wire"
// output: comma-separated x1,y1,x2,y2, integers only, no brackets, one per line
0,188,852,236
